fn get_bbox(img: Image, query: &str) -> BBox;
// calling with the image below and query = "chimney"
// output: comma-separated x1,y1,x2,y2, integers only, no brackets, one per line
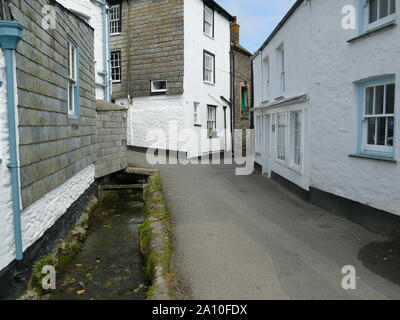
231,17,240,45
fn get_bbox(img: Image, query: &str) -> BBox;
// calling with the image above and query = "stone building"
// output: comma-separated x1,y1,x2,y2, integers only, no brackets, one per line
252,0,400,235
109,0,235,158
0,0,127,298
230,19,252,154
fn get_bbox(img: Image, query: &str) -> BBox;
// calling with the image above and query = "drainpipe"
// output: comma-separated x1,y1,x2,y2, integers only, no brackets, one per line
0,20,24,260
91,0,110,101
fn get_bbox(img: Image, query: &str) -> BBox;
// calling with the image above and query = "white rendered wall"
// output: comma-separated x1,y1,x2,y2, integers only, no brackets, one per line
308,0,400,216
253,1,310,190
253,0,400,216
57,0,110,100
119,96,187,152
0,48,15,272
184,0,232,157
0,164,95,270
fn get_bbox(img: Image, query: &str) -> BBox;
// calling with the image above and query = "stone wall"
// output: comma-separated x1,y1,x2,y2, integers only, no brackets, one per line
232,45,252,131
10,0,97,208
95,100,128,178
110,0,184,100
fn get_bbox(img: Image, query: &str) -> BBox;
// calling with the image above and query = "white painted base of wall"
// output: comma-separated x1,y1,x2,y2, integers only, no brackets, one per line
0,164,95,271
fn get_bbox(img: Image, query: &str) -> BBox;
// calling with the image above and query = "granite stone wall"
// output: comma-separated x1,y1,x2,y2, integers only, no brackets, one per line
95,101,128,178
110,0,184,100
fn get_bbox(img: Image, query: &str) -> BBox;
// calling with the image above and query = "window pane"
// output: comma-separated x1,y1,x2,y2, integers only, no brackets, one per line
366,87,374,114
375,85,384,114
367,118,376,145
369,0,378,23
377,117,386,145
387,117,394,146
386,84,395,114
379,0,389,19
390,0,396,14
69,84,74,113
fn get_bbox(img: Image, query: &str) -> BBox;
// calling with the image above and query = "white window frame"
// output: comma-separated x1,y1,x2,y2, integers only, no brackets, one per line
67,40,77,116
111,50,121,83
110,4,121,35
276,112,288,164
204,5,214,38
207,105,217,132
277,44,285,94
203,51,215,84
363,81,395,154
289,110,303,172
194,102,200,125
365,0,396,31
262,55,270,101
151,80,167,94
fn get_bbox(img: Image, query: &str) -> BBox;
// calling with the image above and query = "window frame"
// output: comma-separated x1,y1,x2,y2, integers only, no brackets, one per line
67,38,80,118
357,75,396,158
194,102,200,126
110,50,122,83
277,44,286,94
364,0,396,32
151,80,167,95
109,4,122,35
203,50,215,84
289,110,303,172
275,112,288,164
262,55,270,101
207,105,217,133
203,5,215,38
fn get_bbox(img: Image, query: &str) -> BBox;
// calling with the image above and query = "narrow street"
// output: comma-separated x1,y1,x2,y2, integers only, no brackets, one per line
128,150,400,300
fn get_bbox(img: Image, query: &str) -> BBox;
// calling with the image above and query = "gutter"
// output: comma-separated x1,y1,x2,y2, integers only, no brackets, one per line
0,20,24,260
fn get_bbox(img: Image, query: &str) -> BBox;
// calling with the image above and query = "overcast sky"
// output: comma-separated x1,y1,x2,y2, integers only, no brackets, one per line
216,0,297,53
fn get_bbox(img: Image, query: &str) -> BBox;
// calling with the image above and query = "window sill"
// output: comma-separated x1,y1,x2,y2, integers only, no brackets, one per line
347,21,396,43
203,81,215,86
203,33,215,40
349,153,397,163
110,33,122,37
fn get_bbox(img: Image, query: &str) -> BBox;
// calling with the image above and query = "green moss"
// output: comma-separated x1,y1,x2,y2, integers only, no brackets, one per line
140,172,176,300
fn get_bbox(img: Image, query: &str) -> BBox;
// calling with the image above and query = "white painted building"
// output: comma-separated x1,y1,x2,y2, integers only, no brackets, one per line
253,0,400,224
56,0,112,101
113,0,234,158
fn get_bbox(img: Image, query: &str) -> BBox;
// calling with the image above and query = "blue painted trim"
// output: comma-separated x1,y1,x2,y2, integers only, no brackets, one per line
0,21,24,261
358,0,365,35
356,75,396,159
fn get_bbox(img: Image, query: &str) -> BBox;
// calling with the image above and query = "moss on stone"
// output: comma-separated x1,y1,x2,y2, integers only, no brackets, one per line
139,171,176,300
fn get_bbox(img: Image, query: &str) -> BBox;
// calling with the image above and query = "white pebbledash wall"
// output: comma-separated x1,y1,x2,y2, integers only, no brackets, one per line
253,0,400,216
121,0,232,158
56,0,110,100
0,46,15,271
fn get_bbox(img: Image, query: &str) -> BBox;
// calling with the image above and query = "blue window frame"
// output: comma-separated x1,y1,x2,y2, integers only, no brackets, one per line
356,75,396,158
357,0,396,35
67,37,80,118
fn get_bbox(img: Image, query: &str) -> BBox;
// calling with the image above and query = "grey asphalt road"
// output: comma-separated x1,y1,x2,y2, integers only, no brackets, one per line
128,150,400,300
